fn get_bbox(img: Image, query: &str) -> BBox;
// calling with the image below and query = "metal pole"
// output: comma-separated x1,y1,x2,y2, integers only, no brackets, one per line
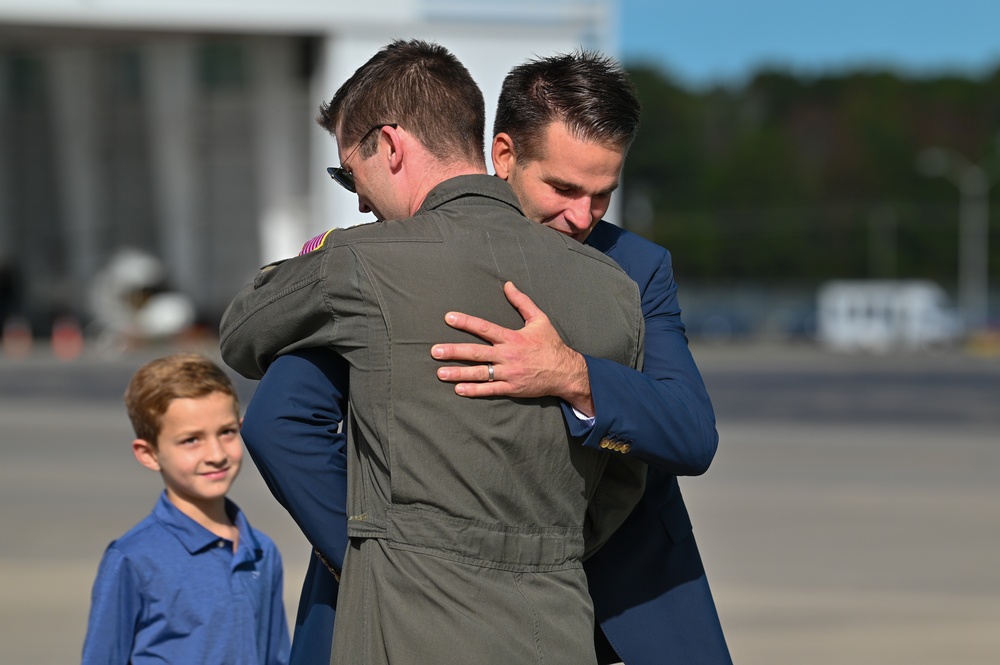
958,166,990,330
917,147,994,333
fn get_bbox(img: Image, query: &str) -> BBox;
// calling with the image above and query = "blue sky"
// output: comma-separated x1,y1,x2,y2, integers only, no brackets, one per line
619,0,1000,87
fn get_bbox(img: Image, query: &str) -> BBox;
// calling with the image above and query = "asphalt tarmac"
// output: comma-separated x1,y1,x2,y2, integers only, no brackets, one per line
1,341,998,664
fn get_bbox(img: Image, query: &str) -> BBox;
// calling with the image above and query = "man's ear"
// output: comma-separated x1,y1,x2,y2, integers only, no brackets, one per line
492,133,516,180
383,124,404,172
132,439,162,472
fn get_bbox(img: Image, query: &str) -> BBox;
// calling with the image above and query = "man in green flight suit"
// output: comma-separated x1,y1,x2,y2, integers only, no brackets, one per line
220,39,645,665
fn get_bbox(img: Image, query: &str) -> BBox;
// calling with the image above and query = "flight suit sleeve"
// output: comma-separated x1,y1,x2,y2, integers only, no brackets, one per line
219,246,352,380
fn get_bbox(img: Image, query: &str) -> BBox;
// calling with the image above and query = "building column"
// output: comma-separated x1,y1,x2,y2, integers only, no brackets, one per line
142,39,202,303
0,54,17,327
310,35,339,235
249,36,307,264
0,54,10,266
47,47,103,288
310,34,388,234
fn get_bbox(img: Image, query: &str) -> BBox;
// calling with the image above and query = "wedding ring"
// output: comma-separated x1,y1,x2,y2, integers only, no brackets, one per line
487,363,495,382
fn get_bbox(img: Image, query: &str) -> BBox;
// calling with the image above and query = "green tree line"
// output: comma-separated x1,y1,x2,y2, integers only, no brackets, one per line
622,64,1000,288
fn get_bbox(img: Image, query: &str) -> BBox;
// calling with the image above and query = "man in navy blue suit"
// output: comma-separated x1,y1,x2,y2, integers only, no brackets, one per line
242,52,731,664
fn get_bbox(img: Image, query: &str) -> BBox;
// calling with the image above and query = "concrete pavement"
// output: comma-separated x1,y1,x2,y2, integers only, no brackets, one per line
1,343,998,664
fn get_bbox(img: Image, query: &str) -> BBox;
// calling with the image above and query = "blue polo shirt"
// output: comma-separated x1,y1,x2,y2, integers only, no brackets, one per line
82,491,290,665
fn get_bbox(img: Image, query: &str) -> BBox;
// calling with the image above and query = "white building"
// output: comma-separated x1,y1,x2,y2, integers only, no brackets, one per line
0,0,616,331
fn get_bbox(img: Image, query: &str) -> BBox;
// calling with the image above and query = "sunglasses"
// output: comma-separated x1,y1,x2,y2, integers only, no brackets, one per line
326,123,398,193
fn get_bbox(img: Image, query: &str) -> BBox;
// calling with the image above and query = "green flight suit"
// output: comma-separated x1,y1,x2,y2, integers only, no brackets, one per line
221,175,645,665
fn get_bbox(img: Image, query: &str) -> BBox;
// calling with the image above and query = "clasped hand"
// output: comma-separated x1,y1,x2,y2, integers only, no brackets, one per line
431,281,594,417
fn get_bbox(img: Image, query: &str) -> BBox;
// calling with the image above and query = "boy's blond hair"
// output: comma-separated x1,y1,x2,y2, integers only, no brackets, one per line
124,354,240,446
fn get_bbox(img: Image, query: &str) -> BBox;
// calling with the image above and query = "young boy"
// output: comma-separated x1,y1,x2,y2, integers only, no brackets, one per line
82,353,290,665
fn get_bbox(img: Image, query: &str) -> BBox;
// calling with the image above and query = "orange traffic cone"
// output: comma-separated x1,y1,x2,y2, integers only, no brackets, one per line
2,316,33,359
52,316,84,361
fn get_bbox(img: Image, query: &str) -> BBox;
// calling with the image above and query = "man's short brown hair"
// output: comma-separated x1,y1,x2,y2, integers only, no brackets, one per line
317,39,486,168
493,51,641,163
124,354,240,445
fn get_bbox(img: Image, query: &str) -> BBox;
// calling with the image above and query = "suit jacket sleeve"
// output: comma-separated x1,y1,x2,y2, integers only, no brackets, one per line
578,247,718,476
241,349,350,572
220,246,354,380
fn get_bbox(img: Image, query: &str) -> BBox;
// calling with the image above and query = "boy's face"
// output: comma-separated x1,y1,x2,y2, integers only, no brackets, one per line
133,391,243,514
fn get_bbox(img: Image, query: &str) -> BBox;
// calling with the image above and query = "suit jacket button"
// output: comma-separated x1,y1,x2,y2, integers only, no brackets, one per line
620,444,631,454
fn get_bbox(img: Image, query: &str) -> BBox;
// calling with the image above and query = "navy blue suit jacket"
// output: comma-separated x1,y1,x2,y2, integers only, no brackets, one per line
241,221,730,664
241,349,348,664
580,222,731,664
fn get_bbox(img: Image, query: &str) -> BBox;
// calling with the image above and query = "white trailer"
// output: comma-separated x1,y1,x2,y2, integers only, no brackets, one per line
817,280,963,352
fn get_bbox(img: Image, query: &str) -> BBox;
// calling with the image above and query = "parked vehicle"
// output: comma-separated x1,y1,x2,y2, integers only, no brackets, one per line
817,280,963,352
